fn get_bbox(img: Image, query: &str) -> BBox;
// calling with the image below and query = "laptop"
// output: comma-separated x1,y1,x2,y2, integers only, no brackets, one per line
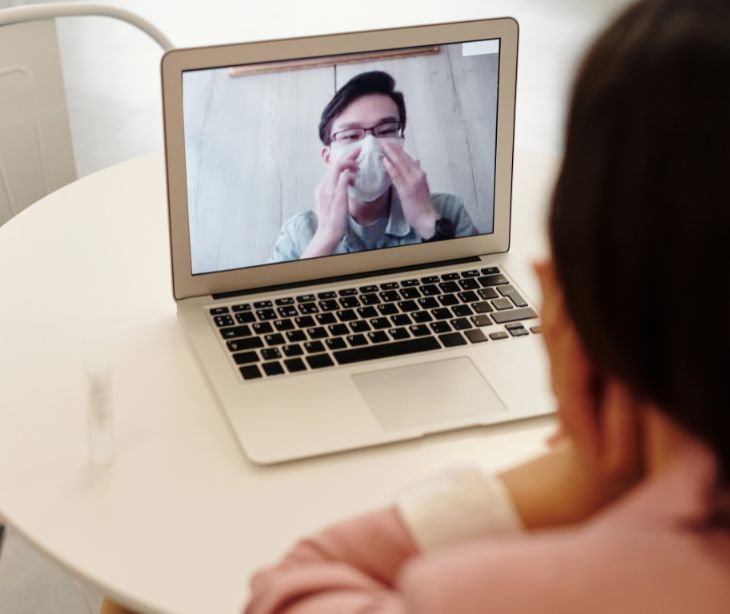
161,17,553,464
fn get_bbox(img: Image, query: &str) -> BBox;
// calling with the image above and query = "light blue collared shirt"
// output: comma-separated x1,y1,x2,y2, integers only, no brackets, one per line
270,189,478,262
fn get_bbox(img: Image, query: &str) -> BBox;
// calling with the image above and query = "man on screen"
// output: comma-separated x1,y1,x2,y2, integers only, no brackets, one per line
270,71,478,261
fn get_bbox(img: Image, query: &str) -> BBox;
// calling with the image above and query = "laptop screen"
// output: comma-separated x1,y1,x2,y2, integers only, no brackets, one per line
182,38,500,276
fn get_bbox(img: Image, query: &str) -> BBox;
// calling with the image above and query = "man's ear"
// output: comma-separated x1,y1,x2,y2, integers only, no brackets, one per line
322,146,332,165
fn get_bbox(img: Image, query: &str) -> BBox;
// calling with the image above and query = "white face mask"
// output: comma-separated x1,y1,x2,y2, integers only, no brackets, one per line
333,135,393,203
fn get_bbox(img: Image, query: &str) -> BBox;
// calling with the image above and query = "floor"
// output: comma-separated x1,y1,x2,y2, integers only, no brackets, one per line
0,0,632,612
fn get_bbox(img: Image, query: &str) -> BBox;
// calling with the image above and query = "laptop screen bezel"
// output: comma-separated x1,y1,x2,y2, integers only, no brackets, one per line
162,18,518,301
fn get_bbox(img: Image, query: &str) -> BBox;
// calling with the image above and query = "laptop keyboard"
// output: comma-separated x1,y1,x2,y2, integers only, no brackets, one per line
208,266,541,381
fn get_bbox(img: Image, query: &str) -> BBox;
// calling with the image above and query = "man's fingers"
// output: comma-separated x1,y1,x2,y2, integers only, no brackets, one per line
382,140,418,177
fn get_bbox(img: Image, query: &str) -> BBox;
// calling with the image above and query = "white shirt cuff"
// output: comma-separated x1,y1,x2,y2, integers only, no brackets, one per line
396,464,524,552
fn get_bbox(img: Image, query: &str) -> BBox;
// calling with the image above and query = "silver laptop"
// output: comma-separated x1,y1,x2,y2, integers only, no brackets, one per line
161,18,553,464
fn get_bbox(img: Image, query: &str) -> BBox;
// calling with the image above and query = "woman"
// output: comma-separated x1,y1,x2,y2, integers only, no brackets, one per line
244,0,730,612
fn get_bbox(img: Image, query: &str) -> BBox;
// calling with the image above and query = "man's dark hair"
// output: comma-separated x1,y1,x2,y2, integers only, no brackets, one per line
550,0,730,481
318,71,406,145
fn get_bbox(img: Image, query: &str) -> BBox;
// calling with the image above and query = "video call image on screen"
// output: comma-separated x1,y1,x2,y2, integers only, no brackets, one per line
183,39,500,275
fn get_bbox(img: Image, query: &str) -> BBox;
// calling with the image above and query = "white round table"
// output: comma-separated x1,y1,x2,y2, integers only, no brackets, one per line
0,150,558,614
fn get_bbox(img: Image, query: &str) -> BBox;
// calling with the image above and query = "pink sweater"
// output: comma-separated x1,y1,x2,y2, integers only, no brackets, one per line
246,449,730,614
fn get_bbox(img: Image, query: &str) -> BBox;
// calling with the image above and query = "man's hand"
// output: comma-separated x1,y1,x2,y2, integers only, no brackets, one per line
381,141,438,239
302,148,359,259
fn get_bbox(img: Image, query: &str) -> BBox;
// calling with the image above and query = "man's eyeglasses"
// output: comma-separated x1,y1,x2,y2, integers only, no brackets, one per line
330,120,403,144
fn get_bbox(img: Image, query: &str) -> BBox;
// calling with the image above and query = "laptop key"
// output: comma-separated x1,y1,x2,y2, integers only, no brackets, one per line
461,269,480,278
477,288,499,300
430,321,452,334
235,312,255,324
220,325,252,340
410,324,430,337
368,331,389,344
457,291,479,303
326,337,347,350
420,284,440,296
328,323,349,336
509,326,530,337
261,348,281,361
283,344,304,357
418,297,439,310
339,296,360,309
277,305,299,318
337,309,357,322
256,308,277,320
307,354,334,369
412,311,433,323
380,282,399,290
233,351,259,365
492,308,538,324
458,278,480,290
240,365,262,380
228,338,262,353
400,287,421,299
316,313,337,325
350,320,371,333
262,361,285,376
370,317,391,330
377,303,398,316
304,341,325,354
333,337,441,365
318,291,336,299
286,330,307,342
480,266,500,276
389,327,410,340
471,314,492,327
439,332,467,347
479,274,509,287
214,315,234,327
299,303,319,315
361,293,381,305
296,294,315,303
498,285,529,308
264,333,285,346
252,322,273,335
380,290,400,302
359,285,378,293
401,278,420,287
432,308,452,320
452,304,473,317
275,297,294,306
307,327,328,340
253,300,272,309
398,300,419,312
274,319,294,331
284,357,307,372
492,298,514,311
441,272,460,281
227,338,257,352
210,306,230,316
438,294,459,307
339,288,358,296
465,329,488,343
420,276,440,284
391,314,412,327
473,301,494,314
451,318,471,331
319,299,339,311
439,281,460,293
490,331,509,340
295,315,315,328
347,334,368,347
357,306,378,319
231,303,252,312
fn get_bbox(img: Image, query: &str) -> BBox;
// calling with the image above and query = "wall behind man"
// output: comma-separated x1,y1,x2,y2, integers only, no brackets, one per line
184,44,498,274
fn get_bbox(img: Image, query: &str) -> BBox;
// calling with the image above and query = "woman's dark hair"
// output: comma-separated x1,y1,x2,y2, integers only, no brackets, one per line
318,71,407,145
550,0,730,477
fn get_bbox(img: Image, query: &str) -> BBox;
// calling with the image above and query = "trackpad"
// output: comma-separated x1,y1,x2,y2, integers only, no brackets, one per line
352,357,507,432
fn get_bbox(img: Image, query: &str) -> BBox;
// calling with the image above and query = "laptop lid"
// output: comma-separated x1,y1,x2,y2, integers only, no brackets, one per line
162,18,518,301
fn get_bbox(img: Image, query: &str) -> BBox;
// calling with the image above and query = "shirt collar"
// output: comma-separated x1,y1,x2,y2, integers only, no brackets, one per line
384,188,412,237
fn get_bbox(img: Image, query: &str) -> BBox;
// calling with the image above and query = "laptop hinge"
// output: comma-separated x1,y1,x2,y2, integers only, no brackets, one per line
211,256,481,300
